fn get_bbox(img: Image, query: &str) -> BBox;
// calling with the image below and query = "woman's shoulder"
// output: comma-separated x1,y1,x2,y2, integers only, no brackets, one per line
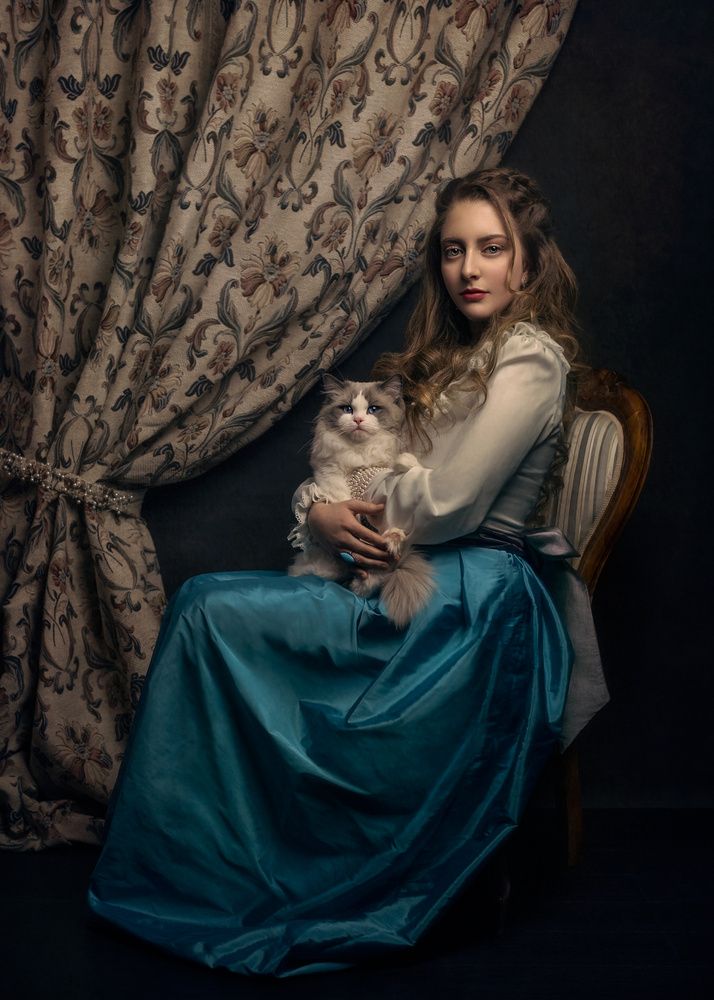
436,323,568,422
492,321,570,376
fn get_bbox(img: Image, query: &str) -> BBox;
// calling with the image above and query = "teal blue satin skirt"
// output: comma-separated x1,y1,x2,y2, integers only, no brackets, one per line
88,545,571,976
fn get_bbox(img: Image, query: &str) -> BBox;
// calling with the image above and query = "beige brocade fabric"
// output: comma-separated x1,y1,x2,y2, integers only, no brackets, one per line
0,1,578,848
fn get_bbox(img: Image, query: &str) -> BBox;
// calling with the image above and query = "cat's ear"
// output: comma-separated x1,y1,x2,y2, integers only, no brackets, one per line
378,375,403,401
321,373,344,397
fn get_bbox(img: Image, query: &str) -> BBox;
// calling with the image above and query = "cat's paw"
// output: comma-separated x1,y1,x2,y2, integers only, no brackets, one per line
394,452,419,471
382,526,406,558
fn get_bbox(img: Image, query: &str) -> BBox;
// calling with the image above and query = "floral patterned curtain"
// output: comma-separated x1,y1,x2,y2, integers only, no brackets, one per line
0,0,578,850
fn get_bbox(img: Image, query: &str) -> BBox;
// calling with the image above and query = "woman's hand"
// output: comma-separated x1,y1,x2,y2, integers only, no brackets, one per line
307,500,392,571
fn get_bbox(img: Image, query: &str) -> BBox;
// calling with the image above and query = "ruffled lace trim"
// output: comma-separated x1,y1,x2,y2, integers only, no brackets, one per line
287,481,330,550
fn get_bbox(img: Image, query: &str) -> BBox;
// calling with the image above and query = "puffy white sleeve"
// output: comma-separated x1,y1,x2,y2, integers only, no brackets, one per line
287,480,330,551
366,331,567,545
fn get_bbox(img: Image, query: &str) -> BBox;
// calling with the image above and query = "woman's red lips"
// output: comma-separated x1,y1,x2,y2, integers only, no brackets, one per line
461,288,487,300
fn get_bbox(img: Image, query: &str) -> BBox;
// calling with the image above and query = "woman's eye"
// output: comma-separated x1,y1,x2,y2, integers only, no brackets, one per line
340,405,353,414
367,405,381,414
484,244,503,255
443,246,461,259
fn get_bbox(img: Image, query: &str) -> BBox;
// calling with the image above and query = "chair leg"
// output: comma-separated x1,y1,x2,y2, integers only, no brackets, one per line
561,744,583,866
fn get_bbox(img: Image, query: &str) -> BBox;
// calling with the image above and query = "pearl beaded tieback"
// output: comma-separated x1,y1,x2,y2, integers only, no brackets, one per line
0,447,136,515
346,466,390,500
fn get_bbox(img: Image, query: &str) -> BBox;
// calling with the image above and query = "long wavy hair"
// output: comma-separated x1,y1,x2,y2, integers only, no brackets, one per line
372,166,585,520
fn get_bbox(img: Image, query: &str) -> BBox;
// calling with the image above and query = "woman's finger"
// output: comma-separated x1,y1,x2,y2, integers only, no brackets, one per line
347,553,391,571
340,540,392,566
348,500,385,516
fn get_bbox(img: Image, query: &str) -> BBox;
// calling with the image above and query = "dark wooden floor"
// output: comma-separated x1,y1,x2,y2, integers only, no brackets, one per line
2,810,712,999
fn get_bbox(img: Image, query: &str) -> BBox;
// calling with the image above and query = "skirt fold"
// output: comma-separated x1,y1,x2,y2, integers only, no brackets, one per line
89,545,571,976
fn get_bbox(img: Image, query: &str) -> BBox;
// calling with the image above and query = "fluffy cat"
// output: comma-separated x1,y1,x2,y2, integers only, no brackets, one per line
289,375,434,628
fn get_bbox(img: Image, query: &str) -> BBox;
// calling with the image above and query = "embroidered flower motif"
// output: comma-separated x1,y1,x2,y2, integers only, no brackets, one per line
92,101,113,142
520,0,563,38
123,219,143,256
17,0,40,21
46,244,66,288
54,722,113,787
352,112,404,179
139,362,183,416
233,103,283,184
0,123,11,164
504,84,529,123
71,100,90,144
429,81,458,119
325,0,366,33
0,214,16,274
102,672,129,711
49,555,72,594
329,79,348,114
178,418,209,444
477,64,502,102
454,0,498,41
240,237,298,311
151,239,186,303
215,72,241,112
322,218,349,251
208,214,238,256
157,75,178,116
127,348,148,384
75,183,113,253
363,227,425,284
295,71,321,118
208,339,235,376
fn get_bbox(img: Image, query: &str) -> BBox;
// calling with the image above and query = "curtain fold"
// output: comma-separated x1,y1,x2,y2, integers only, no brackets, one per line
0,0,578,849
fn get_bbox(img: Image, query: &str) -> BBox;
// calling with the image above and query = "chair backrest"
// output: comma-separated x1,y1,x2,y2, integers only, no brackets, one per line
547,369,653,595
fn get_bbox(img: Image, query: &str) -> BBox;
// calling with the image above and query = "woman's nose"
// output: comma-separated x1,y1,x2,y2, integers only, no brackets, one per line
461,250,480,279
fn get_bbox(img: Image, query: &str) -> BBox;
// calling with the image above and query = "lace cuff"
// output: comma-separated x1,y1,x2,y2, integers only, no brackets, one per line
287,481,330,550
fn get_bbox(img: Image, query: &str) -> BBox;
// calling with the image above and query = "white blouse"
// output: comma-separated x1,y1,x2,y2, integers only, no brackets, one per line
365,323,569,544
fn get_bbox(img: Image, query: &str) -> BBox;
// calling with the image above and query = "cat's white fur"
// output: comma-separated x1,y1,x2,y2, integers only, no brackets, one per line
289,376,434,628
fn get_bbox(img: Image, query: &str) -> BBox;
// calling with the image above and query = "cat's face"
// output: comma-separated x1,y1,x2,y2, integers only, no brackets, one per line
319,376,405,440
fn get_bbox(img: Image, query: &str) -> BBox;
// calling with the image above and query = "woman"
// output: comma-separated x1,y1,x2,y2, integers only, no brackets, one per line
89,167,588,976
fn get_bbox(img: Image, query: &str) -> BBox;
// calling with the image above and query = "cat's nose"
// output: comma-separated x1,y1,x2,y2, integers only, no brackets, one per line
353,416,364,424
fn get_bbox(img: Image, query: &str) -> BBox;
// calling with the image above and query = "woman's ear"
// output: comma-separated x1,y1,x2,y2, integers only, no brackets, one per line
378,375,403,400
520,271,529,289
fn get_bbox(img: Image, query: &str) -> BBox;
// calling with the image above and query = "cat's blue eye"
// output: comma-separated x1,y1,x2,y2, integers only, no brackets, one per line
340,405,353,414
367,405,381,414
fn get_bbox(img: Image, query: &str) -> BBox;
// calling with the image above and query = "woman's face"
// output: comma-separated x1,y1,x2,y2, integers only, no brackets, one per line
439,198,526,331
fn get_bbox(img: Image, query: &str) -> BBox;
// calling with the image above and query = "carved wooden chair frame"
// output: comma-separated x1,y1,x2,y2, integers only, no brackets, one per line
561,368,653,864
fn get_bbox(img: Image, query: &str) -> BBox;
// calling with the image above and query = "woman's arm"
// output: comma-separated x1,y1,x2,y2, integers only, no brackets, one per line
367,332,567,545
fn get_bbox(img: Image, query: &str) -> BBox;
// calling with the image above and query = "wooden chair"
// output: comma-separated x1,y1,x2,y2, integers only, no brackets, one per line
548,368,653,864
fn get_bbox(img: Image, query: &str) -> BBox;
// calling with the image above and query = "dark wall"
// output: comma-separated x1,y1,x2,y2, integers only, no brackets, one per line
143,0,713,807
